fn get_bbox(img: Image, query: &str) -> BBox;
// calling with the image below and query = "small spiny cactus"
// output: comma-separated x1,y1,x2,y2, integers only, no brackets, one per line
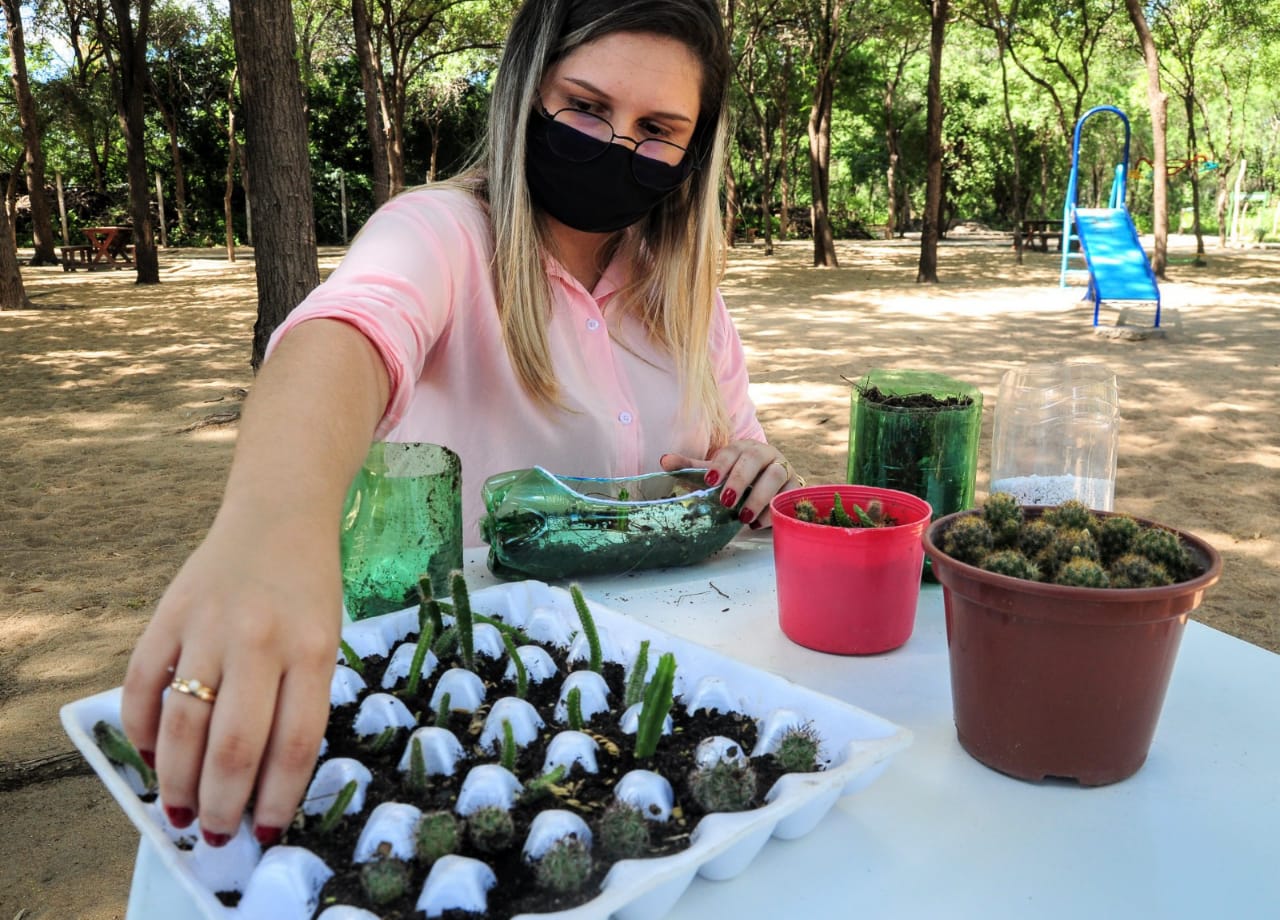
1054,557,1111,588
1036,527,1099,580
982,492,1024,548
773,725,822,773
359,853,410,906
1043,499,1098,534
942,515,995,566
1109,553,1173,588
688,759,758,813
416,811,460,863
980,549,1041,581
1132,527,1191,582
534,836,593,893
794,499,820,523
1097,513,1142,566
598,802,650,860
1017,518,1058,560
467,806,515,854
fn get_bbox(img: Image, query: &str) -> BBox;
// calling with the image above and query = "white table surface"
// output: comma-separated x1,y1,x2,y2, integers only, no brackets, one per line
128,534,1280,919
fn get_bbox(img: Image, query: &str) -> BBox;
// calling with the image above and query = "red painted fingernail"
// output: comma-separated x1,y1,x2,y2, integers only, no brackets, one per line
749,520,763,530
202,828,232,848
140,749,156,769
739,507,755,525
704,469,720,486
165,806,195,828
720,488,737,508
253,825,283,847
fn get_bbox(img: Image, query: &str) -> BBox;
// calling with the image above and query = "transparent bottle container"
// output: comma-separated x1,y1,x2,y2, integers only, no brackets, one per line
989,363,1120,510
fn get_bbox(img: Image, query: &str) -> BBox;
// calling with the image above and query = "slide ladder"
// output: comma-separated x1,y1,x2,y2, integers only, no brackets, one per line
1059,106,1161,327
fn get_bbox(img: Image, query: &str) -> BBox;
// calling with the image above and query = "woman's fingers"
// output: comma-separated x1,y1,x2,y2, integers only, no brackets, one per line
705,440,802,527
120,628,181,772
250,651,336,845
154,652,220,830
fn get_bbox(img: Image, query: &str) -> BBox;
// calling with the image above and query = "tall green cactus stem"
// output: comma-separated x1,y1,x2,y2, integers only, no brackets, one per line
450,571,475,669
500,720,517,771
436,692,452,726
368,726,398,754
566,687,584,730
501,630,528,698
624,640,651,708
407,736,427,795
416,811,461,863
317,779,358,834
570,584,603,673
404,622,434,697
829,493,856,527
432,625,459,658
338,638,365,676
417,576,445,636
92,721,156,791
634,652,676,760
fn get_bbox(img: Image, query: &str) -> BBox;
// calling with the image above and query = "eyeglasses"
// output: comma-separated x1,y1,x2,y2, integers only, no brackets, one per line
538,103,693,191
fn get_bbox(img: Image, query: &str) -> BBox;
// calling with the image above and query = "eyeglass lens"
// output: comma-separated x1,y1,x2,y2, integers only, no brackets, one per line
545,109,691,190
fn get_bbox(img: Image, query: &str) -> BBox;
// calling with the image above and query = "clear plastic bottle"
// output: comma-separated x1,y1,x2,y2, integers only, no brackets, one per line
989,363,1119,510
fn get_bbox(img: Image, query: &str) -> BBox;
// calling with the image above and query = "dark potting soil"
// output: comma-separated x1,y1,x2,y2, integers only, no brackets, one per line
858,385,975,411
260,628,805,919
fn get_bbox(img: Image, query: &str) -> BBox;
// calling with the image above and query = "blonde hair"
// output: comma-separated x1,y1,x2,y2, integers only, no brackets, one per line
446,0,733,449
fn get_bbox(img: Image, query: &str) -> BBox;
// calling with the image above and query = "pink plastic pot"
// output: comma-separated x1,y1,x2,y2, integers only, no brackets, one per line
771,485,932,654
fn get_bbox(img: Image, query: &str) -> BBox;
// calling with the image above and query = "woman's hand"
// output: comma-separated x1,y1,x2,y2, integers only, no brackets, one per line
121,510,342,847
120,318,390,848
661,440,804,529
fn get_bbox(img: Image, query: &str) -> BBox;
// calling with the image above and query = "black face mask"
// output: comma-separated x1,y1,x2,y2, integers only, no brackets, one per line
525,113,690,233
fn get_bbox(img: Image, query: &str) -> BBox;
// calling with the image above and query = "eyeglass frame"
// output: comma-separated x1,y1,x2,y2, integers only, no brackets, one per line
534,97,698,191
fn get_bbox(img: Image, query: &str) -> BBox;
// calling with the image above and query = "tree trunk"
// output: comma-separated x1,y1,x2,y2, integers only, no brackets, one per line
153,91,189,237
229,0,321,370
0,185,32,310
778,47,793,240
2,0,58,265
353,0,391,207
107,0,159,284
225,69,238,263
1126,0,1168,278
1184,93,1205,263
808,68,838,267
916,0,948,284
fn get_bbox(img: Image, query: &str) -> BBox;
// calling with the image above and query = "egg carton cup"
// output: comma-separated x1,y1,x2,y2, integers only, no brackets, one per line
63,580,912,920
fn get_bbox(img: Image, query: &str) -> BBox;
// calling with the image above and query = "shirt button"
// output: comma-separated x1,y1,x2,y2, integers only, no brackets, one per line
586,318,601,331
618,411,633,425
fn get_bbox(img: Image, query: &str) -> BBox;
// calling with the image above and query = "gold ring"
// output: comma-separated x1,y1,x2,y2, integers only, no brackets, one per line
169,676,218,704
773,458,806,488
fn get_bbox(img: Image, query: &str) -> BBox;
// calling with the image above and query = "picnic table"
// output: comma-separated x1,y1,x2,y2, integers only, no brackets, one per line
1019,217,1064,252
61,226,135,272
118,532,1280,918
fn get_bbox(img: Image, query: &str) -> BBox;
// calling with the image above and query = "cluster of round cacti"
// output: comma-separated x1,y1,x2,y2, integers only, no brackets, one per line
688,759,758,813
940,495,1195,589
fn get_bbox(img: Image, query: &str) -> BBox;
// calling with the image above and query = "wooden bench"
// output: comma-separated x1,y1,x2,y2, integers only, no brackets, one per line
60,246,94,272
1020,219,1063,253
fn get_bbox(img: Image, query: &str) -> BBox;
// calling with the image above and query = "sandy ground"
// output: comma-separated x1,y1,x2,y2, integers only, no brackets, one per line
2,235,1277,918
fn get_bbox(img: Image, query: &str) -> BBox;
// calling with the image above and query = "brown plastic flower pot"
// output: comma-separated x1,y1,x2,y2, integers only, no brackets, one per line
923,508,1222,786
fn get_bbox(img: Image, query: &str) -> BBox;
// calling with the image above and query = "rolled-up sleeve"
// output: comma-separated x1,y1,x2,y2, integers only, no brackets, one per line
264,189,481,437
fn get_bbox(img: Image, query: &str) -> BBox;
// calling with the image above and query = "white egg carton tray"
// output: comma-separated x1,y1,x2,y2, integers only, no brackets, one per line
63,580,911,920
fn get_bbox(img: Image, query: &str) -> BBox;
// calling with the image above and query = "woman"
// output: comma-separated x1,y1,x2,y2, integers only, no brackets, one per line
121,0,801,850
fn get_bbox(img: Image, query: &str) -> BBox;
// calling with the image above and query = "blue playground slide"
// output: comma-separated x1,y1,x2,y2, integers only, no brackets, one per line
1073,207,1161,326
1059,106,1161,327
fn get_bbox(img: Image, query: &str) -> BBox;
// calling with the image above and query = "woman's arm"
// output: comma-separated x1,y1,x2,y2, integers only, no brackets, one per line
120,318,390,846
